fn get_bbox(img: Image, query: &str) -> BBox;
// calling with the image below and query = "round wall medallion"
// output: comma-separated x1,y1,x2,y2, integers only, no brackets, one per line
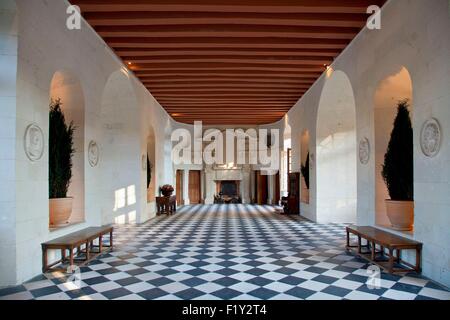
88,140,99,167
420,118,442,158
359,137,371,165
24,123,44,162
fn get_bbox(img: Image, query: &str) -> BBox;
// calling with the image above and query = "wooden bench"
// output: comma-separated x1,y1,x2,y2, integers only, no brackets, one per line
346,226,422,274
42,225,114,273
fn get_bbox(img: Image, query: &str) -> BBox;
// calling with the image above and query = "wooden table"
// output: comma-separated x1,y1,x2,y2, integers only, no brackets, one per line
346,226,422,274
156,196,177,216
41,225,113,273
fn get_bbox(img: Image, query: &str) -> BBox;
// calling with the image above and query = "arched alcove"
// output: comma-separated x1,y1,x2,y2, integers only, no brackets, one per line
374,66,413,229
300,130,310,204
316,70,357,223
100,69,140,225
49,70,85,225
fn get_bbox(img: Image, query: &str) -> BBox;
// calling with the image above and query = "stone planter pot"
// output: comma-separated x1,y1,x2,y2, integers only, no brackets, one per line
49,198,73,226
385,200,414,231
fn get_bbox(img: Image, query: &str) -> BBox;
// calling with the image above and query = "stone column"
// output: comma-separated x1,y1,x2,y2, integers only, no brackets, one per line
204,165,215,204
267,174,274,205
249,170,255,204
241,166,251,204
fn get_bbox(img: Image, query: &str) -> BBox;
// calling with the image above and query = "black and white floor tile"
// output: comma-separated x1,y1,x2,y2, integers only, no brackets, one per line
1,204,449,300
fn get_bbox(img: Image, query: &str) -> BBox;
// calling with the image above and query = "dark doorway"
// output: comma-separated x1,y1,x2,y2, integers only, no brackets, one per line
189,170,201,204
255,171,268,205
176,170,184,205
274,172,280,205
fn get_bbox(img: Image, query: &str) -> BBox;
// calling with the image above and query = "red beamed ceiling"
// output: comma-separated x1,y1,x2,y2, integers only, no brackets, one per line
70,0,386,125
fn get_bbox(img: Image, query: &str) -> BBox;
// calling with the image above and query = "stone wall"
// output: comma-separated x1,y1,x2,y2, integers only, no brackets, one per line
0,0,175,286
271,0,450,287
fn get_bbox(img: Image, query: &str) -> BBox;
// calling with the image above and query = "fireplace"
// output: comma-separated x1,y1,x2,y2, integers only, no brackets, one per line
215,180,241,203
219,181,238,196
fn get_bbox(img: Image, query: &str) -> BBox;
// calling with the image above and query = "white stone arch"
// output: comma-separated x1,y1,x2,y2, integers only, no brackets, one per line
316,70,357,223
373,66,413,227
49,69,86,224
100,69,141,225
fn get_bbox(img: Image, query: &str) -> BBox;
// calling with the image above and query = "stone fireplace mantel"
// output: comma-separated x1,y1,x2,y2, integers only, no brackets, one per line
213,168,243,181
204,165,251,204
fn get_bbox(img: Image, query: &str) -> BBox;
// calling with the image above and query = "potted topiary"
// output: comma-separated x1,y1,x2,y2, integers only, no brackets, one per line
382,100,414,231
49,99,76,226
300,152,310,203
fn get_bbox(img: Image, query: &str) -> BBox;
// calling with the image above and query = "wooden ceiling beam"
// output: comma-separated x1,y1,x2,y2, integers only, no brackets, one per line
156,98,299,102
167,107,291,110
72,0,385,14
161,105,297,108
166,108,289,114
114,48,341,57
138,75,317,82
154,93,304,98
150,88,307,94
107,37,349,49
167,112,292,115
96,25,359,39
141,79,315,85
130,63,325,72
133,71,323,78
83,12,367,28
144,83,312,89
123,56,333,66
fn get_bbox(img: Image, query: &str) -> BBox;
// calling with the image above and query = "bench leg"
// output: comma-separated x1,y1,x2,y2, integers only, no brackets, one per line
371,242,376,261
61,249,66,263
346,230,350,248
388,248,394,273
99,235,103,253
357,236,362,254
86,241,90,261
69,248,74,267
416,247,422,273
396,249,401,264
42,247,48,273
110,231,114,251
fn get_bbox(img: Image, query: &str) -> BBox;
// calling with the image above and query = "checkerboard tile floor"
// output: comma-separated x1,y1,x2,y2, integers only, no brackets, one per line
1,204,449,300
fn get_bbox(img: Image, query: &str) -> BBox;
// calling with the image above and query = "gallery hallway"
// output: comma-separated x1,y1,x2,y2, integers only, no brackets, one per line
1,205,449,301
